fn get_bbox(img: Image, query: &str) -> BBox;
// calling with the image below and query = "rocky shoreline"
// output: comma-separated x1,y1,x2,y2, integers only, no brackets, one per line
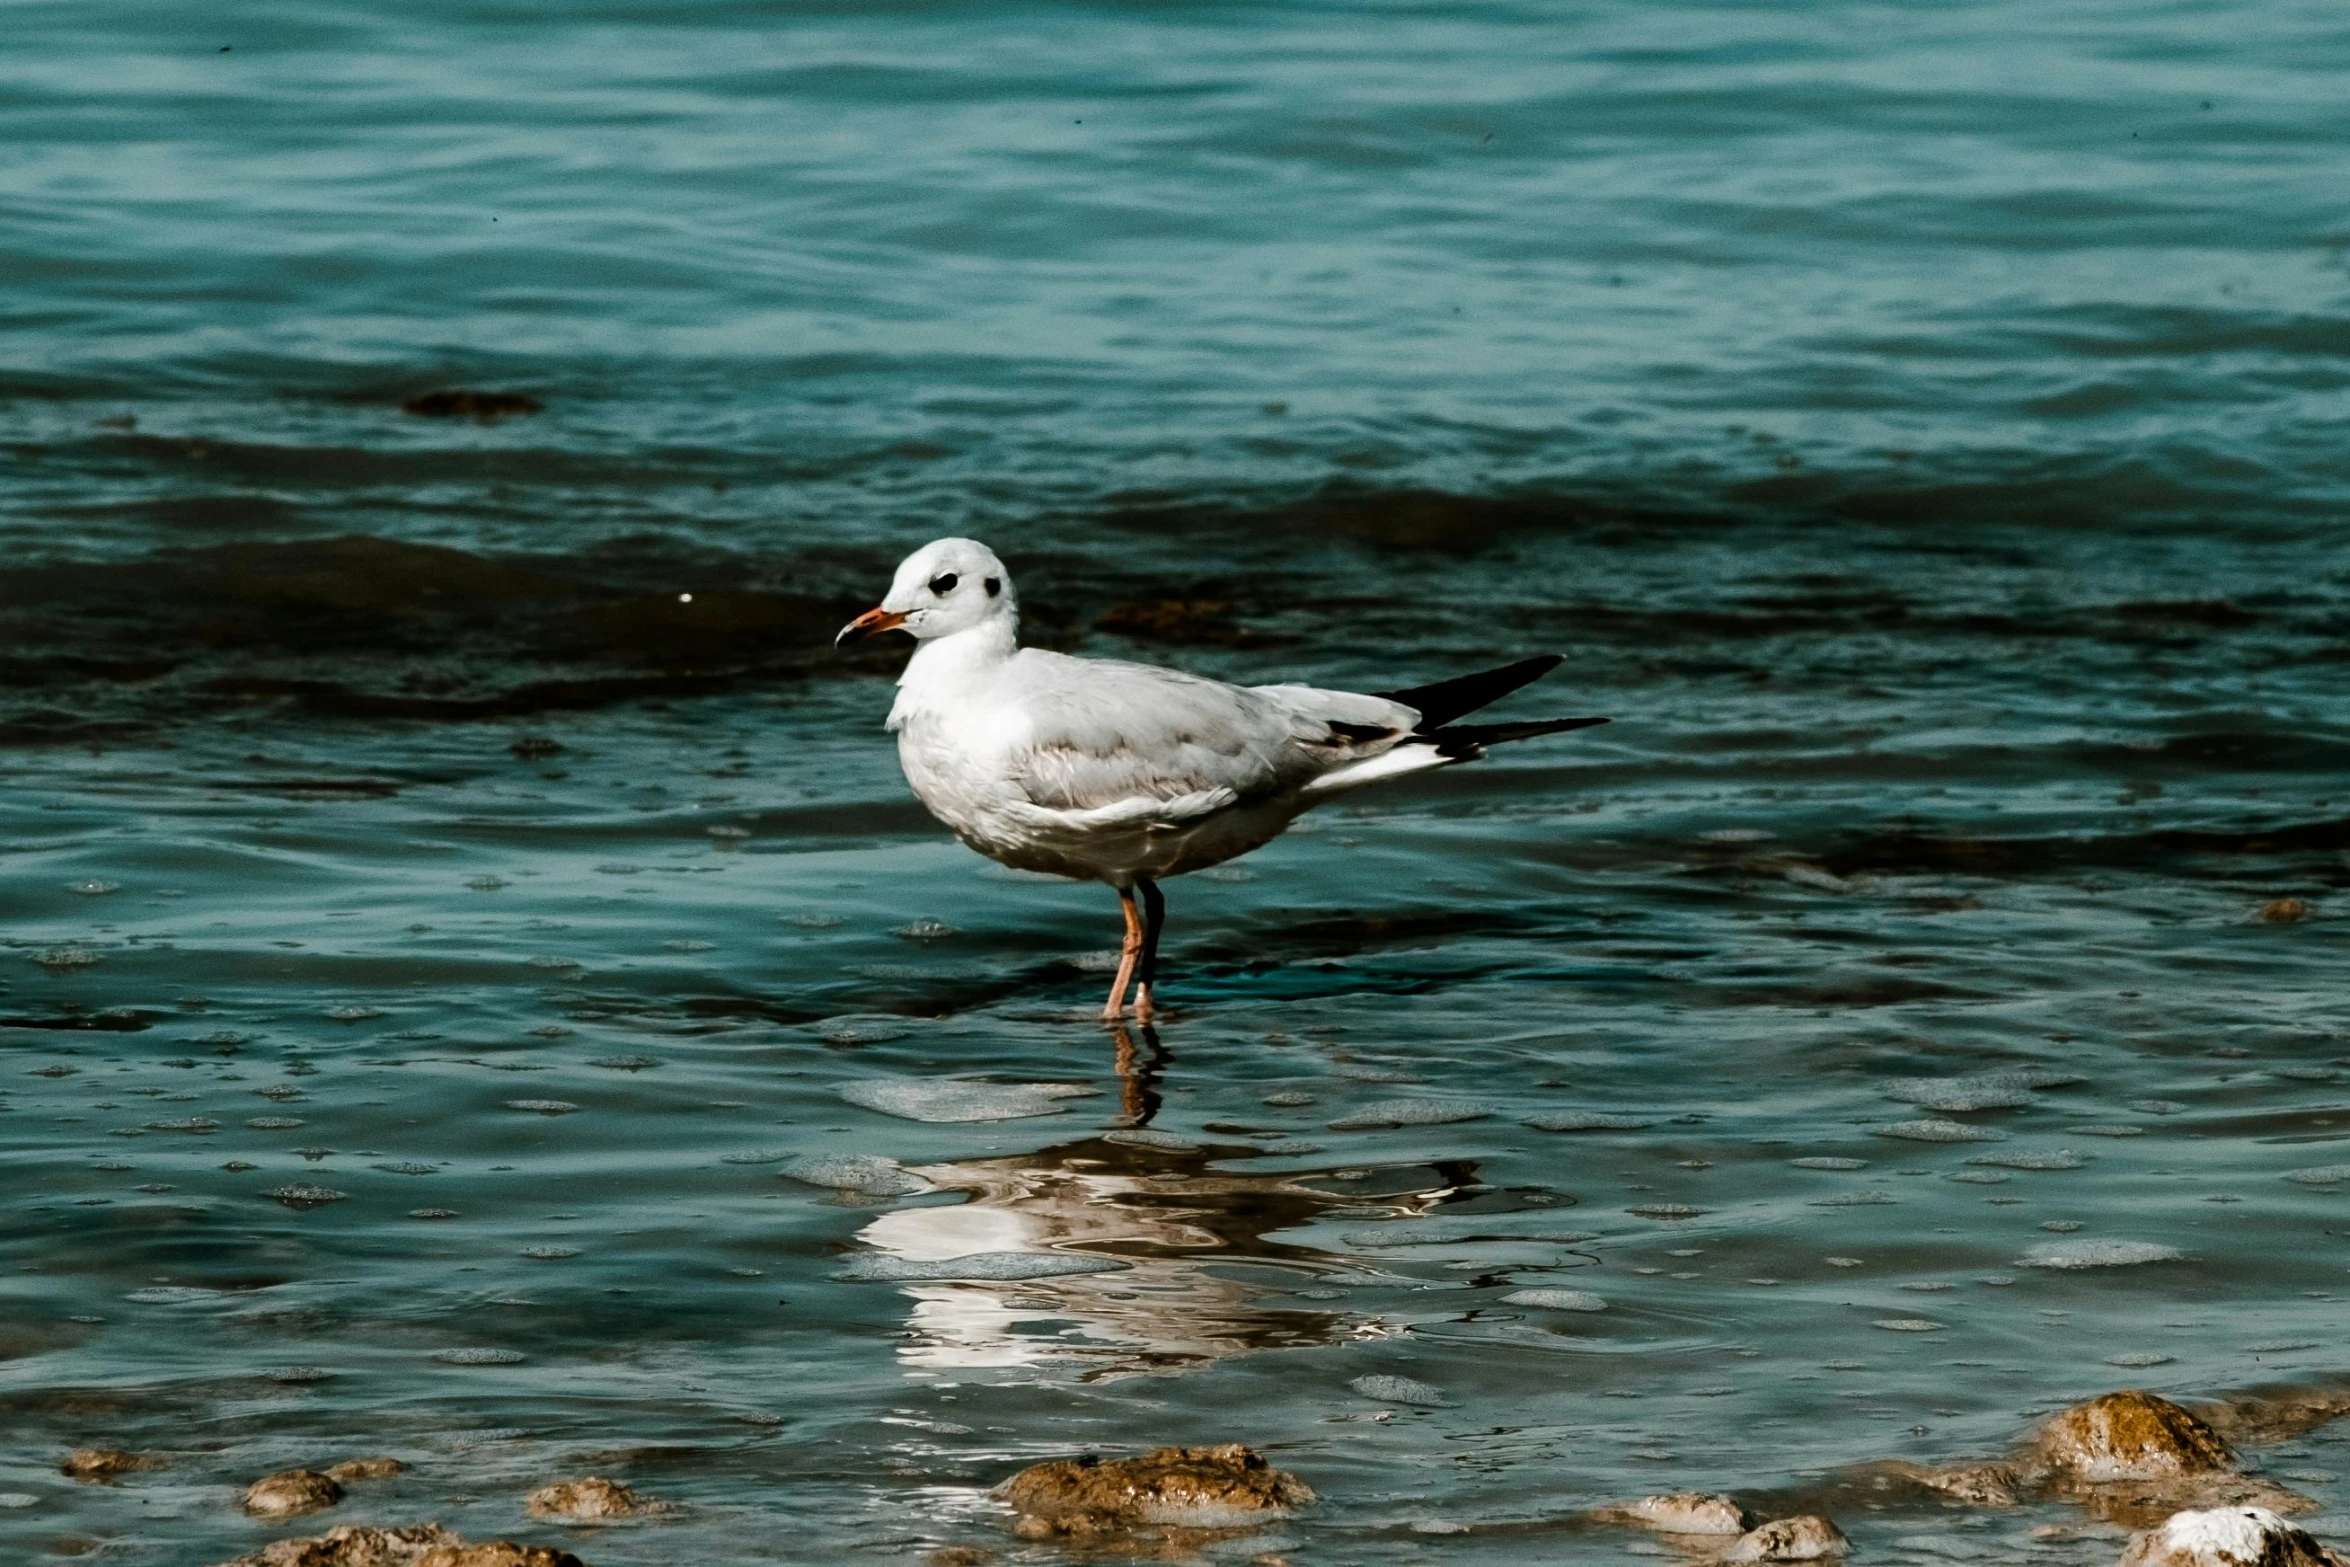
49,1379,2350,1566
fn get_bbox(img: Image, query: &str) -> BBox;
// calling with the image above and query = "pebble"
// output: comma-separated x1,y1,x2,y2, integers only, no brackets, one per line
243,1468,344,1518
2118,1506,2339,1567
2033,1391,2233,1482
212,1521,588,1566
60,1447,152,1481
996,1443,1312,1540
526,1476,672,1521
1596,1492,1754,1535
1724,1515,1851,1561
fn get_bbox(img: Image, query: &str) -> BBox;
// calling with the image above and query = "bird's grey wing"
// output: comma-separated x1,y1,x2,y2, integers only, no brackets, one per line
1002,654,1412,822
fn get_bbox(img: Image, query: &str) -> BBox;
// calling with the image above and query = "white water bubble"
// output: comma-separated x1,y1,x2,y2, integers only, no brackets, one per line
2284,1165,2350,1186
434,1347,525,1364
2067,1124,2145,1137
505,1099,580,1115
125,1286,224,1304
1501,1288,1607,1311
265,1184,347,1208
1871,1119,2005,1143
1791,1157,1870,1170
839,1250,1127,1282
1966,1150,2085,1170
720,1148,790,1165
1342,1216,1597,1249
1328,1099,1491,1130
1885,1082,2037,1112
2019,1240,2183,1269
838,1077,1097,1123
1523,1110,1654,1132
1873,1318,1944,1332
1348,1373,1454,1407
1808,1191,1898,1206
1101,1128,1200,1151
780,1154,926,1196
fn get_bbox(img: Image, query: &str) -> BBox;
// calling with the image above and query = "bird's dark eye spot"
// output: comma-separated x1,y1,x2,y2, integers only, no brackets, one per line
984,576,1001,598
928,572,958,595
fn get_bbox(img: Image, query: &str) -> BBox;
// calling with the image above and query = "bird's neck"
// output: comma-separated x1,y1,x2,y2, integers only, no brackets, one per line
893,617,1017,716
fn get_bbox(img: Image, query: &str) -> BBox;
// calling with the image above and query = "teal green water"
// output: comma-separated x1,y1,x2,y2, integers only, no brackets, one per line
4,1,2350,1562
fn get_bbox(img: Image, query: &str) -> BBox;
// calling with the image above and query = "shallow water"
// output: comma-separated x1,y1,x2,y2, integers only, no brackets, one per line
5,0,2350,1562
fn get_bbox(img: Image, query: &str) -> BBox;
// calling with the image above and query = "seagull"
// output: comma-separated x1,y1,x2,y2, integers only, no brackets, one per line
836,538,1608,1022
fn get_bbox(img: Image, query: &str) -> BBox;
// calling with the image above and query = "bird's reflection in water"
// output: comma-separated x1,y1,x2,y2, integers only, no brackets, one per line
856,1025,1480,1378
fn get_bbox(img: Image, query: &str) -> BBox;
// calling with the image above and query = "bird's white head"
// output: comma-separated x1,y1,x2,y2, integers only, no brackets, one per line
834,537,1017,649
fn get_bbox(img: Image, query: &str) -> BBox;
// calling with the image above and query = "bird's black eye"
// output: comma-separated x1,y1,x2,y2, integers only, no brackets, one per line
984,576,1001,597
928,572,958,595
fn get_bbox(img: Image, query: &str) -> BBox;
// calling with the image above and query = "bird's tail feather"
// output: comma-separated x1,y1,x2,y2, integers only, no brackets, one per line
1377,654,1563,728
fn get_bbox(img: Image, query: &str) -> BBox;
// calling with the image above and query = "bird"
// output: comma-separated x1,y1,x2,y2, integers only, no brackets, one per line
835,538,1608,1023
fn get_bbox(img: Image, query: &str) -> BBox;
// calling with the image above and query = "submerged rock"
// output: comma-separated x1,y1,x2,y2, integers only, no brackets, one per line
401,390,543,420
1917,1462,2029,1506
61,1446,156,1482
996,1444,1312,1541
2117,1507,2345,1567
1724,1515,1851,1561
2035,1392,2235,1482
244,1469,344,1518
324,1458,407,1483
214,1521,589,1566
1594,1492,1754,1535
525,1477,671,1522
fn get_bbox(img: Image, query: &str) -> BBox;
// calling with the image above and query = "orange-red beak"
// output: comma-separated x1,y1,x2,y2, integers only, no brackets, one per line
834,606,908,649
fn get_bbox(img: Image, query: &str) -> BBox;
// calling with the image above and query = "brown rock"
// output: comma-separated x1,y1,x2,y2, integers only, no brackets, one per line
244,1469,346,1518
2257,899,2314,924
2037,1392,2235,1483
61,1446,155,1482
2117,1507,2346,1567
1594,1492,1755,1534
924,1550,995,1567
524,1477,669,1522
1724,1516,1852,1562
213,1522,590,1567
996,1444,1313,1538
325,1458,408,1483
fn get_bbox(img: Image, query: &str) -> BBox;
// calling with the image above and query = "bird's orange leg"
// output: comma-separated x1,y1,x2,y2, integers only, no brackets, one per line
1102,885,1145,1021
1133,876,1166,1024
